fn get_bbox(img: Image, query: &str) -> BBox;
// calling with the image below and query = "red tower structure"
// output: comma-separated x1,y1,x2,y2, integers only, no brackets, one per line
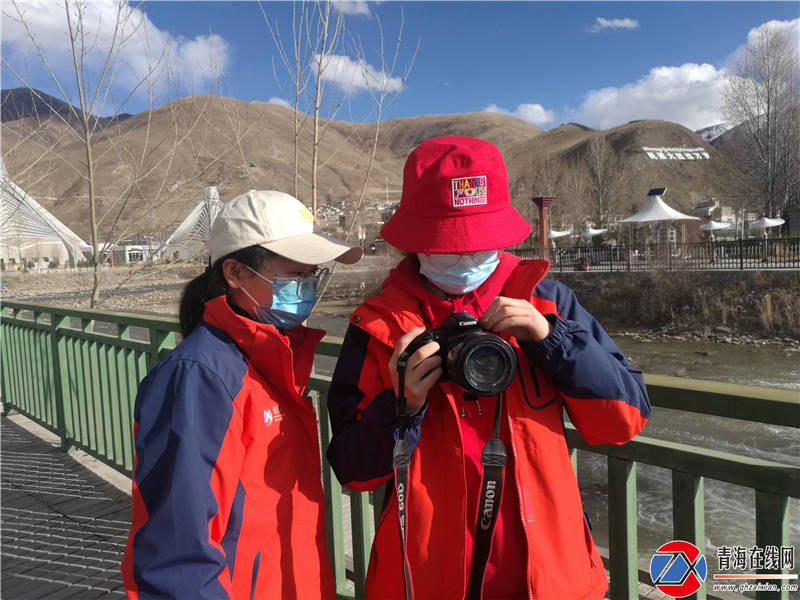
532,196,555,260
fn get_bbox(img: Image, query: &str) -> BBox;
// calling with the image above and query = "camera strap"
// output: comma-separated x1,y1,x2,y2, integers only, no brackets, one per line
465,392,507,600
393,368,415,600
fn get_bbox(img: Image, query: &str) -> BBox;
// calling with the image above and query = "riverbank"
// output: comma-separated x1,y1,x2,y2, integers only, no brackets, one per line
549,269,800,344
3,261,799,350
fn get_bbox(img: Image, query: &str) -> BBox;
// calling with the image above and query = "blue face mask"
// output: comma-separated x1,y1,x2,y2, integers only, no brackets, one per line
417,250,500,295
241,266,319,330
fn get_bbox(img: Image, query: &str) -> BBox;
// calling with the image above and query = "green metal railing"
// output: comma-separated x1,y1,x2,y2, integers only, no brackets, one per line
2,300,798,600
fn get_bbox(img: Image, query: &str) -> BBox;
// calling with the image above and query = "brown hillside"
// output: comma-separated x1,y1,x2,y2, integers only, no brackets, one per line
505,119,755,223
2,95,754,243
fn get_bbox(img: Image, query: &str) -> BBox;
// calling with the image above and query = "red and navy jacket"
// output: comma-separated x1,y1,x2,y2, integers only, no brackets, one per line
121,296,336,600
326,255,651,599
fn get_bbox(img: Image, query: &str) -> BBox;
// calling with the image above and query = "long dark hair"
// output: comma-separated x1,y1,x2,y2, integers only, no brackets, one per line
179,245,275,338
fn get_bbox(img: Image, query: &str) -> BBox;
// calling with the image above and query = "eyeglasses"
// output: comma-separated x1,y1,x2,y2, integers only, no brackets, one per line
272,267,330,299
420,250,498,268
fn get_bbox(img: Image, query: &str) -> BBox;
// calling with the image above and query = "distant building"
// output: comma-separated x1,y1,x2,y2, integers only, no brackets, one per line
156,186,223,262
0,161,88,269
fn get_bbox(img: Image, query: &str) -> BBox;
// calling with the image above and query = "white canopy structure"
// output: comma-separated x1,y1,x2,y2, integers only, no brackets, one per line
748,217,785,230
1,161,88,268
157,186,223,261
699,220,732,232
581,227,608,240
700,220,732,242
620,194,700,223
548,229,572,240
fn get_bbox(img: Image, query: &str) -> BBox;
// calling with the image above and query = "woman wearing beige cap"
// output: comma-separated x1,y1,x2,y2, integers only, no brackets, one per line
121,190,361,600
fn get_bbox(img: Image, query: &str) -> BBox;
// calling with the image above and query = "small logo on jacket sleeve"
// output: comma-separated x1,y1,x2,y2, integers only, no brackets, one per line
264,407,284,426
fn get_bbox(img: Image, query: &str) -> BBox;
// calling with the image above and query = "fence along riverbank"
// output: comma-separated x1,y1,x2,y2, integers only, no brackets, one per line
1,301,798,599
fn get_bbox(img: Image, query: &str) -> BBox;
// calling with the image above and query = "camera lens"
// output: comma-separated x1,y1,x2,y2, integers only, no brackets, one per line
452,333,517,396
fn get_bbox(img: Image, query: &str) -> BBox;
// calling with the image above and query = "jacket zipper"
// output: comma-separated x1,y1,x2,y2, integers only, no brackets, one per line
507,411,535,600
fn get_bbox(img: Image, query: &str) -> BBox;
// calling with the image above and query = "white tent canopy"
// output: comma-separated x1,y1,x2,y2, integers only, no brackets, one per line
620,194,700,223
157,186,223,261
699,220,732,232
748,217,784,230
581,227,608,240
548,229,572,240
1,163,88,265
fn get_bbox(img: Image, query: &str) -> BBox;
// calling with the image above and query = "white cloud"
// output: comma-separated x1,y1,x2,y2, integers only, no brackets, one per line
318,53,403,94
744,18,800,50
267,97,291,107
333,1,372,16
1,0,230,110
590,17,640,33
573,63,728,130
485,103,555,126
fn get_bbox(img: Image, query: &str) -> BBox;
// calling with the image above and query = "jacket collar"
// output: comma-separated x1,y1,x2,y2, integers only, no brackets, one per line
352,256,550,348
203,296,325,397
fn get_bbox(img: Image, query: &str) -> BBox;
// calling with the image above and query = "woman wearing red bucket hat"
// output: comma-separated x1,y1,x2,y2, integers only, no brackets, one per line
326,137,650,600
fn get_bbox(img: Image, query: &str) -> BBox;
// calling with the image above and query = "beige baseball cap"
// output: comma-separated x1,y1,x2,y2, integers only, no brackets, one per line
208,190,362,264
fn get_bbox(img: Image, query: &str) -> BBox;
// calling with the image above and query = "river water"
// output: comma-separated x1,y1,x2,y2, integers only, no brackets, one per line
307,310,800,576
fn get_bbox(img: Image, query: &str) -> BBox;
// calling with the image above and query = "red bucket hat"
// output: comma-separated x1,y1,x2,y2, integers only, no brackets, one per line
380,136,531,253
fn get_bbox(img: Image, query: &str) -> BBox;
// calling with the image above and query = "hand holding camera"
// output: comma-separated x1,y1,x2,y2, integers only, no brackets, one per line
389,327,443,415
480,296,554,342
395,312,518,399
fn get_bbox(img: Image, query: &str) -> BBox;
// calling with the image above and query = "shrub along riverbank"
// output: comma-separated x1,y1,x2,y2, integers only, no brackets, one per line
548,270,800,344
323,261,800,345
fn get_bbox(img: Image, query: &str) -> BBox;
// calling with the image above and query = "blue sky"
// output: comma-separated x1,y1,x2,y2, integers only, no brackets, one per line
2,1,799,131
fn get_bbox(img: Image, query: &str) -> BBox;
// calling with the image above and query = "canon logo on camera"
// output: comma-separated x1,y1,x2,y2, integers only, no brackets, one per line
459,320,478,326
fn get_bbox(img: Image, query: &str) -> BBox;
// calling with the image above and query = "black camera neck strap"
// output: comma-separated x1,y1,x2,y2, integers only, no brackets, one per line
466,392,507,600
395,370,506,600
393,368,415,600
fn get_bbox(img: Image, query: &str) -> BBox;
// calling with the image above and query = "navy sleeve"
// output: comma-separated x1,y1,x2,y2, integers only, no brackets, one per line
326,324,424,490
131,357,238,599
519,280,651,444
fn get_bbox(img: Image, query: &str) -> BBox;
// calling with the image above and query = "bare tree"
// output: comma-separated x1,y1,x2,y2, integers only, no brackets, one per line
723,23,800,218
260,0,346,215
341,9,417,247
261,1,416,217
2,0,223,307
583,136,619,227
554,160,589,233
531,154,560,197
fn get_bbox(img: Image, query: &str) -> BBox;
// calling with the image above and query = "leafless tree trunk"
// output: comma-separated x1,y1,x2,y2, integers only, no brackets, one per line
723,23,800,218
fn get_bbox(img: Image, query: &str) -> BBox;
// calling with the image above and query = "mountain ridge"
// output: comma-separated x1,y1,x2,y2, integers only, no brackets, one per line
1,89,754,241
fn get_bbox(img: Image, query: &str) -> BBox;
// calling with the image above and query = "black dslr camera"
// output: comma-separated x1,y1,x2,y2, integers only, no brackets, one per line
397,312,518,397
